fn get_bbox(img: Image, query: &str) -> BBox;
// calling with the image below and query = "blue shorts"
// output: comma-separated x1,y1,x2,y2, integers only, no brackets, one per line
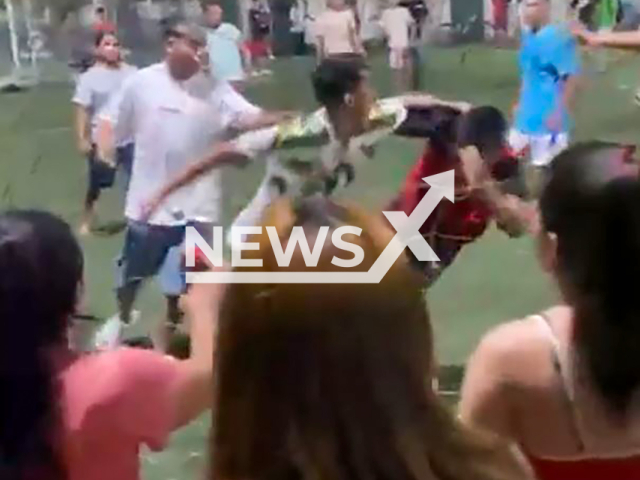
86,143,134,203
115,220,216,297
116,220,187,297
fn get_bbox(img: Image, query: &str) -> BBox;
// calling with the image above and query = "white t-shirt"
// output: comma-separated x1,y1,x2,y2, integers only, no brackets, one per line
72,63,137,144
103,63,260,226
314,9,358,55
380,7,414,49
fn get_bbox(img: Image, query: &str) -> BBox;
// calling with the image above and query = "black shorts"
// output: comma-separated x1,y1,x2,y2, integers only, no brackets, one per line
86,146,116,203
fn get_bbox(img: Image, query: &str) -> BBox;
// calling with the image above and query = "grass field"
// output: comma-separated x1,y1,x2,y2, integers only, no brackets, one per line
2,44,640,478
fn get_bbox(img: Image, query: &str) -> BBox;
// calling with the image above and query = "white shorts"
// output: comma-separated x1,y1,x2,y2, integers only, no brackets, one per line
508,129,570,167
389,48,408,70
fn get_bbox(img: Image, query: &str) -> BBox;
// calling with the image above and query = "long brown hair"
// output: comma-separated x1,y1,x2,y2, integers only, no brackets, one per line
210,197,526,480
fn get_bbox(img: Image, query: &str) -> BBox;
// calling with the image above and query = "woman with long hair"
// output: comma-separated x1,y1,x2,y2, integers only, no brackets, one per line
0,210,218,480
208,196,530,480
460,141,640,479
72,31,136,235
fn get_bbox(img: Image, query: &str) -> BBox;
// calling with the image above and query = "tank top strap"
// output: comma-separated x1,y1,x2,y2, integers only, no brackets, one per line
534,313,588,453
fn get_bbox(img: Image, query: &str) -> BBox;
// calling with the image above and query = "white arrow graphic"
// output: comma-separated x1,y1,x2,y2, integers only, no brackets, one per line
187,170,455,284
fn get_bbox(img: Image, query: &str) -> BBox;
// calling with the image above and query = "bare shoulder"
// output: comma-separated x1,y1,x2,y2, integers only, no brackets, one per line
470,307,568,373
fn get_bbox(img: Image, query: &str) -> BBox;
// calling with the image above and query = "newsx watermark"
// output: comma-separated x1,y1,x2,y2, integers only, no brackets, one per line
186,171,454,284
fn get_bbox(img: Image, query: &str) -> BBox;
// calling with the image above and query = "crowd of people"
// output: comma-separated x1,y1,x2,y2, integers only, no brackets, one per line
7,0,640,479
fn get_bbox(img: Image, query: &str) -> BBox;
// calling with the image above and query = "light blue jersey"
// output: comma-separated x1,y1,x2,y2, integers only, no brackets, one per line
207,23,245,82
514,25,580,135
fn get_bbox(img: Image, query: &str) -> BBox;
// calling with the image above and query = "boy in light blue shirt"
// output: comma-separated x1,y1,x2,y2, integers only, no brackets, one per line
509,0,580,192
203,2,248,89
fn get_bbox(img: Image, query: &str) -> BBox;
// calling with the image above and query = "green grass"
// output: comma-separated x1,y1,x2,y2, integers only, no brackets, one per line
2,45,640,479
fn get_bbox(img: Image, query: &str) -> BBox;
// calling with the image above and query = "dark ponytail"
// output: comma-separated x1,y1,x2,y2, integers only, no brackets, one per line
541,142,640,417
0,211,83,479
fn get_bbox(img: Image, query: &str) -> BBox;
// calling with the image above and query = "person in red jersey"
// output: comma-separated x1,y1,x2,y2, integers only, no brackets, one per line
390,104,536,285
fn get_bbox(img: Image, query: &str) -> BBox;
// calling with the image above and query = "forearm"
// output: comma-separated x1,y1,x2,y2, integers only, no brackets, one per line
96,119,115,163
561,75,579,113
402,92,470,111
154,144,240,203
233,111,289,134
75,107,90,150
594,30,640,49
478,183,527,237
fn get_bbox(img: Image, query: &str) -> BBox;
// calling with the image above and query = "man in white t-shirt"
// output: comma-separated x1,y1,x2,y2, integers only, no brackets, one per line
95,22,262,350
380,1,415,92
314,0,364,62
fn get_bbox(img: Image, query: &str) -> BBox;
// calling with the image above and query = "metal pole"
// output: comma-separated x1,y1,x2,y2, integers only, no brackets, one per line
22,0,37,70
5,0,22,69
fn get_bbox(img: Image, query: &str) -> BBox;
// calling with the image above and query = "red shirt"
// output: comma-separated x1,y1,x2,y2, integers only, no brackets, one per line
93,20,116,34
394,148,493,245
528,455,640,480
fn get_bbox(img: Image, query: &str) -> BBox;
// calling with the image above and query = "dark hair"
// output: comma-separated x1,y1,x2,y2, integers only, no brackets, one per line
210,197,526,480
94,30,116,48
202,0,221,11
0,211,83,480
395,105,508,160
541,141,640,416
163,20,206,44
456,106,507,159
95,6,105,15
312,56,368,109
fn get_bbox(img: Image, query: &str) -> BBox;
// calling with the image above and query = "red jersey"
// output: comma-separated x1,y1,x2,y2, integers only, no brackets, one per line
93,21,116,34
394,149,493,246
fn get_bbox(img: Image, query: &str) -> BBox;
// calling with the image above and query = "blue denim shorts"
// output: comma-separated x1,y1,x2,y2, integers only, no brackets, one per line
115,220,216,296
115,220,186,296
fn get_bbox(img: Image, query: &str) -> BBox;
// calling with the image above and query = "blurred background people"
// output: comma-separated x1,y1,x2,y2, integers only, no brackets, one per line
203,2,250,91
247,0,275,75
72,31,137,235
314,0,364,62
381,0,415,92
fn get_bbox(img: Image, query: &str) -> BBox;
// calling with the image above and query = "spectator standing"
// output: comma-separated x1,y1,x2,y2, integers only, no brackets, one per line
73,31,137,236
400,0,429,90
92,6,116,35
203,2,249,91
0,210,219,480
314,0,364,62
208,197,532,480
460,142,640,480
380,0,415,92
290,0,308,56
247,0,275,75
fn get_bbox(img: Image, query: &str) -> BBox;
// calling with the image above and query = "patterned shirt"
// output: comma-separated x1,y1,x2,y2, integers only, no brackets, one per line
232,97,408,198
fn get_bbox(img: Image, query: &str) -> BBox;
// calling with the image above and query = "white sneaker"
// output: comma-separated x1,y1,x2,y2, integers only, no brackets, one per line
92,310,141,351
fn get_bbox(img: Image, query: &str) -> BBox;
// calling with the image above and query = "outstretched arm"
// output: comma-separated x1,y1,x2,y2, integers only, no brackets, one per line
574,26,640,50
142,127,279,221
459,146,536,237
401,92,472,111
141,143,247,221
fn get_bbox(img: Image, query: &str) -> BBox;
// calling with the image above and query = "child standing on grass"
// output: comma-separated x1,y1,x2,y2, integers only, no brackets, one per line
73,31,136,235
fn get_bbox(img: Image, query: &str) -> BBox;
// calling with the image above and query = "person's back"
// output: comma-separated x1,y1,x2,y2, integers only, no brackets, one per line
460,142,640,480
315,7,358,56
60,348,181,480
381,6,413,49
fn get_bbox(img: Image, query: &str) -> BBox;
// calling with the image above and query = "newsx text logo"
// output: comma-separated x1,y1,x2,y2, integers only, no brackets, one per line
186,170,454,284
